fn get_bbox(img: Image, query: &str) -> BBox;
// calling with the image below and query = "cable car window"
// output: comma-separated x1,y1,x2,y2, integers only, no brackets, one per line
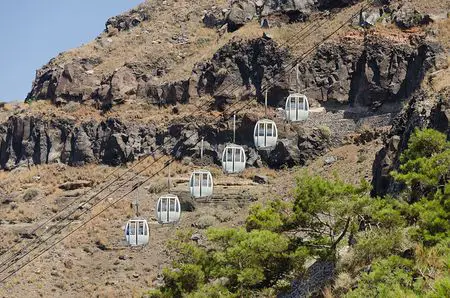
295,97,303,110
290,98,296,110
226,148,233,161
202,174,208,186
157,200,161,212
267,123,273,137
138,221,144,235
194,175,200,186
241,150,245,162
170,198,176,211
258,123,265,136
176,201,179,212
129,223,136,235
299,97,304,110
235,149,241,162
161,199,167,212
207,175,212,187
143,223,147,235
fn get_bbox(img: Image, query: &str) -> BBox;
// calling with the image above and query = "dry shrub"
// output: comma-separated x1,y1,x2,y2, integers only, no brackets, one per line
193,215,217,229
333,272,353,295
23,188,40,202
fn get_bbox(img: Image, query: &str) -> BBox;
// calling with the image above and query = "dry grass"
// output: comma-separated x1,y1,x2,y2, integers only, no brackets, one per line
47,0,229,85
406,0,450,15
15,94,225,127
0,164,115,195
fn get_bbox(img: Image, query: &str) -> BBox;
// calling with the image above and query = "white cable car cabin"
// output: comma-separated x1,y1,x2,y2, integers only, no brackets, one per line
254,119,278,149
190,170,214,198
285,93,309,122
125,219,149,246
221,145,246,174
156,194,181,224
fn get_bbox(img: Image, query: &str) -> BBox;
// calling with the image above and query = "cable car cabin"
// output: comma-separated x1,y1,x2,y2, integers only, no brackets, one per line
221,145,246,174
190,170,214,198
285,94,309,122
125,219,149,247
254,119,278,149
156,195,181,224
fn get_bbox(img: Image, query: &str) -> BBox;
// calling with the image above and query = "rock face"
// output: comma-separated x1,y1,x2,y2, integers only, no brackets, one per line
27,28,438,114
193,37,290,103
224,0,359,31
295,35,439,109
0,113,330,170
192,34,438,111
27,58,103,105
0,117,158,169
371,88,450,196
105,3,151,33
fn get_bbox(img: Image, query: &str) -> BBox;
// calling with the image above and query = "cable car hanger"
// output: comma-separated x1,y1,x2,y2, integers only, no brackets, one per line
222,112,247,174
156,161,181,225
285,63,310,122
124,181,149,247
254,90,278,149
190,137,214,199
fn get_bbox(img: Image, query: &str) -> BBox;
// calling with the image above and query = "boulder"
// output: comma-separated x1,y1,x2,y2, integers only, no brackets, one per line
109,67,138,104
102,133,134,166
393,4,432,29
59,180,94,191
268,138,301,167
27,58,102,104
253,174,269,184
226,1,256,30
105,4,150,32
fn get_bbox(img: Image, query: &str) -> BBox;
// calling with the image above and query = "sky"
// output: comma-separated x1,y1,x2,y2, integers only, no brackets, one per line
0,0,143,102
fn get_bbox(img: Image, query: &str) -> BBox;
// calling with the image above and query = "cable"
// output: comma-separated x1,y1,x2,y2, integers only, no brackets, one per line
0,92,258,284
0,92,249,274
0,1,369,284
0,2,368,280
0,3,342,268
0,67,255,271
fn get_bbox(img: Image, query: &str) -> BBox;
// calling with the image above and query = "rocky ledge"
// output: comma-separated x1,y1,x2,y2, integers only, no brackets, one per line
27,31,439,113
0,113,330,170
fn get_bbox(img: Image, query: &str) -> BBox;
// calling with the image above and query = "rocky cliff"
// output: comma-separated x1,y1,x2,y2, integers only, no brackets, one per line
9,0,446,174
16,28,441,171
372,87,450,196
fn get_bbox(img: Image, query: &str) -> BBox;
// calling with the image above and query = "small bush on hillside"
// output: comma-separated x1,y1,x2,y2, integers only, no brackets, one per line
23,189,39,202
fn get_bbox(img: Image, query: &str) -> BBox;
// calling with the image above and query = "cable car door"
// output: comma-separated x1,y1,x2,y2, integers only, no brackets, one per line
256,122,266,148
136,220,147,245
298,96,308,121
224,147,234,173
168,197,178,223
192,173,201,197
290,96,297,121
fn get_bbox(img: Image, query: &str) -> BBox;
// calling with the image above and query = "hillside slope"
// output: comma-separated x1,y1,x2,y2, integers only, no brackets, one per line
0,0,448,297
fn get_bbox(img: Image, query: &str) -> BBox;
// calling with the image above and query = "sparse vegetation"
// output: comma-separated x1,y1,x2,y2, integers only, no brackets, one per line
0,0,448,295
23,188,39,202
318,125,332,140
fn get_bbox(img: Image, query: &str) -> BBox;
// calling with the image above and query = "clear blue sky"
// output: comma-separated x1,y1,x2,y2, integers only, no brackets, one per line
0,0,143,102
